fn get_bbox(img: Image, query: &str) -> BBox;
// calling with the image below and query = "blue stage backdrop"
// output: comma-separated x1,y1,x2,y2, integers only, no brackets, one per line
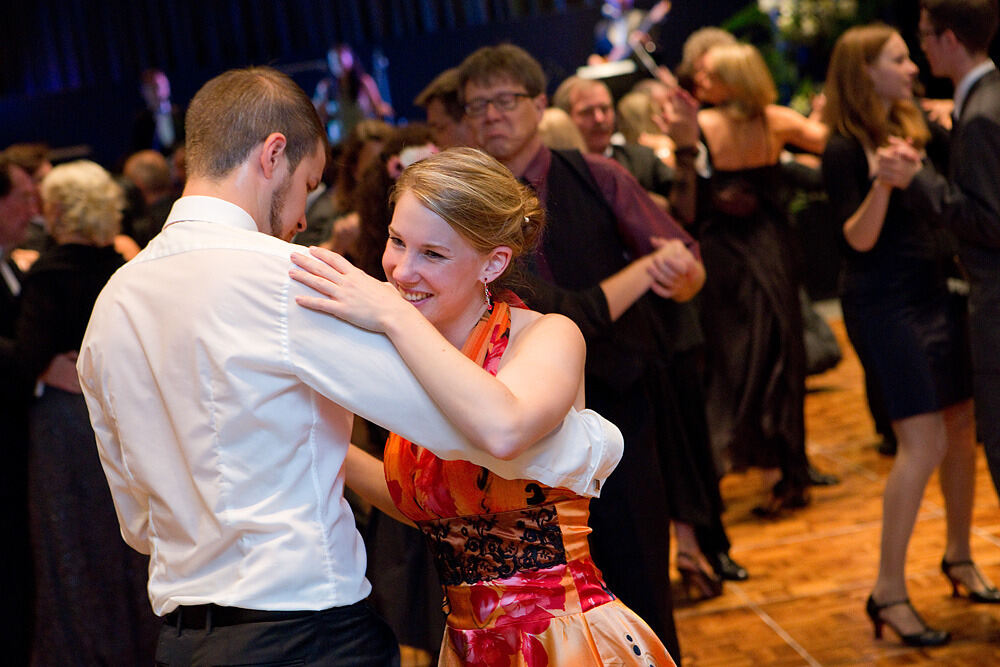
0,0,743,167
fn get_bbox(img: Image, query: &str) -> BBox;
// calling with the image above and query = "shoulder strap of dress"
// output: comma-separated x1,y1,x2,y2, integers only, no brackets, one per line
460,302,511,374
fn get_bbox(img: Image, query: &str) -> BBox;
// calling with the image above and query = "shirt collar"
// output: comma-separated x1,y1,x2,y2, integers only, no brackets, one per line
954,60,996,119
164,195,260,233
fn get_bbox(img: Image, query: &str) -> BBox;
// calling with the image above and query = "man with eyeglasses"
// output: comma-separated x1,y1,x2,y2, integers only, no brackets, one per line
880,0,1000,495
457,43,708,664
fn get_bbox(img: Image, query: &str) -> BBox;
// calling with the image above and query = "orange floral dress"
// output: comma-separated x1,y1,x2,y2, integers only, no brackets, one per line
384,302,675,667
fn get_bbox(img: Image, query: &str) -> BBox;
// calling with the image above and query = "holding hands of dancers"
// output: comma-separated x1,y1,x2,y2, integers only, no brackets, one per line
646,236,704,302
875,136,924,190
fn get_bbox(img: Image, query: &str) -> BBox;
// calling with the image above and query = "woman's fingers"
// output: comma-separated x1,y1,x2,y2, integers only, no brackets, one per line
294,294,342,316
290,250,343,282
308,245,353,272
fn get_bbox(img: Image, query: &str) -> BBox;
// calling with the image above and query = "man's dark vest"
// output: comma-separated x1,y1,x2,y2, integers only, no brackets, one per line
530,150,660,392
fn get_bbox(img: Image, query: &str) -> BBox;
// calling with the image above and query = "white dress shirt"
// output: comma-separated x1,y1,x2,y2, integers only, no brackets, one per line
78,195,623,615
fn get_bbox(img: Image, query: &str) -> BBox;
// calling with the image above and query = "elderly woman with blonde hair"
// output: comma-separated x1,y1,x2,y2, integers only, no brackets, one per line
15,160,160,664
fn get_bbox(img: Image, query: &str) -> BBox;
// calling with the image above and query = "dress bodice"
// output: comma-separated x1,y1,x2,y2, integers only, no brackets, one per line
383,303,611,617
380,302,677,667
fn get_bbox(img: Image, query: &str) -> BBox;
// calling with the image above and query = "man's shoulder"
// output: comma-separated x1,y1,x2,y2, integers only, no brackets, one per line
965,70,1000,117
612,142,658,161
136,220,298,265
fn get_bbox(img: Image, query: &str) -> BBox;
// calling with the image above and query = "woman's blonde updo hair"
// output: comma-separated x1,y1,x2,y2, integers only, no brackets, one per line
704,43,777,119
390,147,545,287
40,160,123,246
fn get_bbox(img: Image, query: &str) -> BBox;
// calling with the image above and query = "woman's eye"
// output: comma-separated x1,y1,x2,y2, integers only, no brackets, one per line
388,236,404,247
424,250,444,259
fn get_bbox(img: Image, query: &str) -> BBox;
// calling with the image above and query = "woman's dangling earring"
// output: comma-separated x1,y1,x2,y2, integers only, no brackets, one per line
483,279,493,309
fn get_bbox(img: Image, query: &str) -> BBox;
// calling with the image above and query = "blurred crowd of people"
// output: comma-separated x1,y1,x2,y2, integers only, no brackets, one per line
2,0,999,663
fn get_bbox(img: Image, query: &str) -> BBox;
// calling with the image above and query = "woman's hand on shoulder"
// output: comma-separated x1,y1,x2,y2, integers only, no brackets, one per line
290,246,413,333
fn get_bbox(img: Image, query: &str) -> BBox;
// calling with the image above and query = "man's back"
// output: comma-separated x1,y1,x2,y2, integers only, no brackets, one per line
80,197,369,615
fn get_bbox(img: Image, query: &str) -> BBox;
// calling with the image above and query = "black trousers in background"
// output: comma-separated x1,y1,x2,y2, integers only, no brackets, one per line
154,600,400,667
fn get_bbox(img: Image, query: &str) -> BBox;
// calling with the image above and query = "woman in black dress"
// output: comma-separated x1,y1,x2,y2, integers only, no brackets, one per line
693,43,829,513
823,24,994,648
21,160,159,665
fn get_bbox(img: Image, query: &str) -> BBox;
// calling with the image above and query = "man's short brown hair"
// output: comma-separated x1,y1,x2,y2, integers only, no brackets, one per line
414,68,465,122
551,76,608,114
185,67,327,179
921,0,999,54
457,44,546,101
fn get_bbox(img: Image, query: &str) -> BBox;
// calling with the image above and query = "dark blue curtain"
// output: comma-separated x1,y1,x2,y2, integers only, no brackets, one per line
1,0,606,97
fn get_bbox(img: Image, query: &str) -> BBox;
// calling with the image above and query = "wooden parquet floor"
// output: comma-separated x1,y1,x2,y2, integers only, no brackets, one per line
673,309,1000,666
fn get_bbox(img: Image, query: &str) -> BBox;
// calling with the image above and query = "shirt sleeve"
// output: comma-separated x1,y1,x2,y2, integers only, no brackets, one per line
285,275,622,497
77,347,152,554
583,153,701,260
900,114,1000,249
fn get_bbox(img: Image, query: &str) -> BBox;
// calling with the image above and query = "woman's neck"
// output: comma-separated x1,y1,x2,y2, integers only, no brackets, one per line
436,304,491,349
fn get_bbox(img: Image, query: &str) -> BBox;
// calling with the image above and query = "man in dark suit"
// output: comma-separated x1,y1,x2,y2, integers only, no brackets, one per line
551,75,696,222
885,0,1000,486
0,156,39,666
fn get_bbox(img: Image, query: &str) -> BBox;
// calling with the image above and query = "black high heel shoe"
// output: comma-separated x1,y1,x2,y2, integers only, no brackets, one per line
941,558,1000,603
676,552,723,600
865,595,950,647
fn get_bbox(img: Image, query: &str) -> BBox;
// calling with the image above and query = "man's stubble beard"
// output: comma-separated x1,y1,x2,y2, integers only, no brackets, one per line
268,172,292,241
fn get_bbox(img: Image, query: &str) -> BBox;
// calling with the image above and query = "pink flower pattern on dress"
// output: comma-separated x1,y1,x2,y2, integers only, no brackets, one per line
482,321,508,376
450,568,567,666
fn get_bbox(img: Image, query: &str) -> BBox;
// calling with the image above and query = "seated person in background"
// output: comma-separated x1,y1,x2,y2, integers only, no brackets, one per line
414,67,477,150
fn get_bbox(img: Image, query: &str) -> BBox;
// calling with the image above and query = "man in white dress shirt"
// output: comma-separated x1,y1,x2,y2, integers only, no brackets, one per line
78,67,622,666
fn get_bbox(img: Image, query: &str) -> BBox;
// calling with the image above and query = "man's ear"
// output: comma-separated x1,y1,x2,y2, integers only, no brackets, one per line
258,132,288,179
939,28,962,54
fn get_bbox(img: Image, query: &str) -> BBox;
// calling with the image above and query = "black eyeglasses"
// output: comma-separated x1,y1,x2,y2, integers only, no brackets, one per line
464,92,532,117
